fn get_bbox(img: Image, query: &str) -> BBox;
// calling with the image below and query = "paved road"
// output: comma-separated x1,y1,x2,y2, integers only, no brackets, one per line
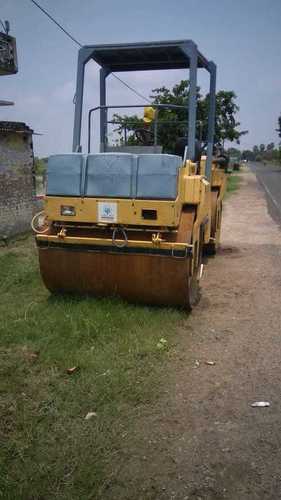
250,162,281,223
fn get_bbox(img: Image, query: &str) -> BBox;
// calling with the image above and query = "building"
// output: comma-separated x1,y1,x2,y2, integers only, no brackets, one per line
0,121,35,240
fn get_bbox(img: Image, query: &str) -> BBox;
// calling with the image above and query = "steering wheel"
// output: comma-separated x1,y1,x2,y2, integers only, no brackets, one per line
134,128,154,145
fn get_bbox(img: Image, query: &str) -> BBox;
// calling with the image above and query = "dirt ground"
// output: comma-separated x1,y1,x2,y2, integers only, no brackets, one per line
104,171,281,500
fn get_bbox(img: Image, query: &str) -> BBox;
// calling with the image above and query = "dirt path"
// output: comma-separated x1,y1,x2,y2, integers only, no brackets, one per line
105,171,281,500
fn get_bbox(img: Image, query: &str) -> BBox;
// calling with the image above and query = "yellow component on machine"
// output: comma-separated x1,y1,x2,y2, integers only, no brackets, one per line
143,106,156,123
197,156,227,254
206,162,227,254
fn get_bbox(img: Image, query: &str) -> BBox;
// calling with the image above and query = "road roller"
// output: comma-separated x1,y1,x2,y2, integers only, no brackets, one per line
33,40,224,309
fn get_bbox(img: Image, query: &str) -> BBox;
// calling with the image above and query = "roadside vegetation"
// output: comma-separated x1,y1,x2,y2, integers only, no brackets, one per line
0,236,183,499
227,174,242,194
113,80,247,152
242,143,281,164
241,114,281,165
34,156,47,176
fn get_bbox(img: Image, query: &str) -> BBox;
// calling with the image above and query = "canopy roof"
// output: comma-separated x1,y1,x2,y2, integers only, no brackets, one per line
83,40,210,72
73,39,217,179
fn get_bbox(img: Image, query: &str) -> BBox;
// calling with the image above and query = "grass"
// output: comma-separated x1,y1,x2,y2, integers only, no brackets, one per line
0,236,183,499
226,173,242,194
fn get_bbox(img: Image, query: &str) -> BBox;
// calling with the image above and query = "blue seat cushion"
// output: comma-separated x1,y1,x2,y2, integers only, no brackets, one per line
136,154,182,199
46,154,83,196
85,153,137,198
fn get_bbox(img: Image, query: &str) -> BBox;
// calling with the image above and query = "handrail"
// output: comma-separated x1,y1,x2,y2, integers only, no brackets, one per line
87,103,188,153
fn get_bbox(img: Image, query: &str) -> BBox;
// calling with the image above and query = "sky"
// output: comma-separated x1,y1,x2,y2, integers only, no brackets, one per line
1,0,281,157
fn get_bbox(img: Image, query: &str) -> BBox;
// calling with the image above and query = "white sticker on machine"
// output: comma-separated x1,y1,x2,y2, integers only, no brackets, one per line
98,201,118,223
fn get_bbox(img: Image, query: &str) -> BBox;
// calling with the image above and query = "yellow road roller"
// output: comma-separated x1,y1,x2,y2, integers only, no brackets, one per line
34,40,225,309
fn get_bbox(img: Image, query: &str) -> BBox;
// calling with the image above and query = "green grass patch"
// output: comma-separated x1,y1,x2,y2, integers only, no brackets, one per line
0,237,183,499
226,174,242,194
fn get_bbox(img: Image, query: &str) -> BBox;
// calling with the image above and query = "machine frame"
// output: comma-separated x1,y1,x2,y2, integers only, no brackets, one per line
72,39,216,179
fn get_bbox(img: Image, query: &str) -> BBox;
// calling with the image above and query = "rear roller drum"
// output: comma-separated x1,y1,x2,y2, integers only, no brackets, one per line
37,208,200,310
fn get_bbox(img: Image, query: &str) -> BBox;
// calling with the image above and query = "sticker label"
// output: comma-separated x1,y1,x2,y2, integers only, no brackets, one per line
98,201,117,223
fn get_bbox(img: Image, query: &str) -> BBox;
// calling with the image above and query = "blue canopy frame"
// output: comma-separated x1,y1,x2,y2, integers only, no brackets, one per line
72,39,216,179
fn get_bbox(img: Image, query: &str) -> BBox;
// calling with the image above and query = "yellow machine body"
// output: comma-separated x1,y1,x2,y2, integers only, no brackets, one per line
36,159,216,309
42,162,206,228
37,161,211,257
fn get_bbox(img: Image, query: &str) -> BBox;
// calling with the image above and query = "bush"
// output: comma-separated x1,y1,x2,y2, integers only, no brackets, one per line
34,157,47,176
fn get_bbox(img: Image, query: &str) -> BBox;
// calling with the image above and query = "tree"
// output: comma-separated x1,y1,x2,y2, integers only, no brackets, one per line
241,150,255,161
227,147,241,158
34,157,46,175
214,91,248,145
251,142,280,164
112,80,248,153
263,143,276,162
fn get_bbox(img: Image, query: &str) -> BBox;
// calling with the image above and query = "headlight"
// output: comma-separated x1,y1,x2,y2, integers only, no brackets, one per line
60,205,76,216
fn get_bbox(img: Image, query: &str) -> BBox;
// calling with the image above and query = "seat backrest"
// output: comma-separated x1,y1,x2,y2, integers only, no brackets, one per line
46,152,182,200
136,154,182,199
46,154,83,196
85,153,137,198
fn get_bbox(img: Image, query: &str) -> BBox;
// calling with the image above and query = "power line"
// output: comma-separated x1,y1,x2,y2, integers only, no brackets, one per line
0,19,7,33
30,0,82,47
110,74,150,103
29,0,151,103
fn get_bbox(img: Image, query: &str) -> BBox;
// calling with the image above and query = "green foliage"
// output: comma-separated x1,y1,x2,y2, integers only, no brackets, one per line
215,91,247,144
241,150,255,161
226,174,241,194
112,80,247,153
0,237,183,499
227,147,241,160
148,81,202,152
252,114,281,165
111,113,143,146
228,147,241,155
250,143,280,164
34,156,47,176
243,135,280,164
